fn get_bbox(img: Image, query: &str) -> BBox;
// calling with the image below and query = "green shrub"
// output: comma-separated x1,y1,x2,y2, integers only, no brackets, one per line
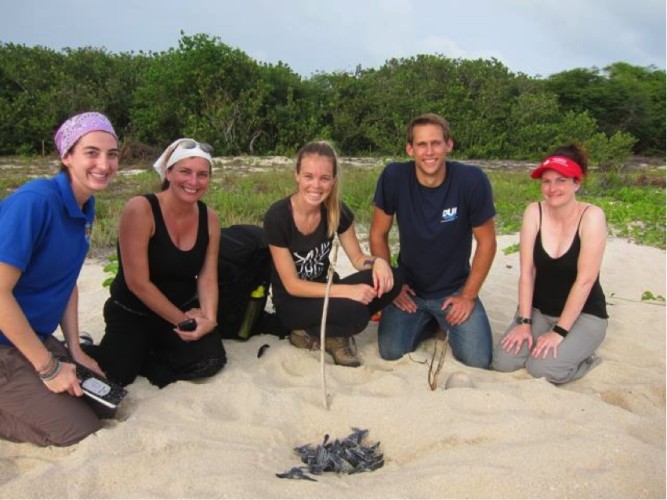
587,131,637,173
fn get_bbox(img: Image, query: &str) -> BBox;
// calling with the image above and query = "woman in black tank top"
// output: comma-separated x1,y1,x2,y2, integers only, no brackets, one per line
492,144,608,384
86,139,226,388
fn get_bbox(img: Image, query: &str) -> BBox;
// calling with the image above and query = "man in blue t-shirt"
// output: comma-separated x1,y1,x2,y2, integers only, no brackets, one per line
370,113,497,368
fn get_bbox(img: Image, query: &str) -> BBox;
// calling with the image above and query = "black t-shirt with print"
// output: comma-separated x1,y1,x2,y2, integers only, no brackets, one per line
263,196,353,306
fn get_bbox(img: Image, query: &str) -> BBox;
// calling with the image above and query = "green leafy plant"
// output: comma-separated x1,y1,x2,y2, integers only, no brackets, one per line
503,243,520,255
641,291,666,302
103,255,118,288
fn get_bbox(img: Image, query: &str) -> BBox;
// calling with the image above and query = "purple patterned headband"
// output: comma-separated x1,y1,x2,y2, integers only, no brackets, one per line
54,112,117,158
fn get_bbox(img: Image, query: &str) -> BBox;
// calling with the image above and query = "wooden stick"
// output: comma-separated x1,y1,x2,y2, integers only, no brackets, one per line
428,329,448,390
320,240,339,409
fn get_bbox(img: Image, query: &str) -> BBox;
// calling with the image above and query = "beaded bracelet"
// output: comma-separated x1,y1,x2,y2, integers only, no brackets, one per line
39,358,62,381
363,256,377,268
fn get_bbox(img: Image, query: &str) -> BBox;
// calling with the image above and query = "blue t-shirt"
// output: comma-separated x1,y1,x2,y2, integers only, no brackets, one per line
0,172,95,345
373,160,495,298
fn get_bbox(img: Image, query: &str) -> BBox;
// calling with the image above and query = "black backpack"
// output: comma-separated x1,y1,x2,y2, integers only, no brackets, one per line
217,224,287,340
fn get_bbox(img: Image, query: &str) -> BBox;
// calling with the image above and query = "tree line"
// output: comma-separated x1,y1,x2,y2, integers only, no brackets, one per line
1,32,664,167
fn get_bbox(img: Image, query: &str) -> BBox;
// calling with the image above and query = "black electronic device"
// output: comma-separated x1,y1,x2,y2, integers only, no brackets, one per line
177,318,197,331
75,363,127,409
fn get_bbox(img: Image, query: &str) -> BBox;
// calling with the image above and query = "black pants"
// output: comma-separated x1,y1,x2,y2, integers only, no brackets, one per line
275,268,402,338
86,299,227,388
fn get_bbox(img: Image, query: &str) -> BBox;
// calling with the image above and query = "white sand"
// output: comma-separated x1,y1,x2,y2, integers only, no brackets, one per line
0,235,664,498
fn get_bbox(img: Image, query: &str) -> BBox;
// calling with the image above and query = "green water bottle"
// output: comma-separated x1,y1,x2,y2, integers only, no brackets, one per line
237,285,266,340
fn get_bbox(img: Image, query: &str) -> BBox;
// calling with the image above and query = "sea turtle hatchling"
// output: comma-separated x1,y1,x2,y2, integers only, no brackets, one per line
275,466,317,481
276,428,384,480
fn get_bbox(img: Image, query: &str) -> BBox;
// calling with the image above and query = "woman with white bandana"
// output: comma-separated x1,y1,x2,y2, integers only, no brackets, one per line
85,139,226,388
0,111,119,446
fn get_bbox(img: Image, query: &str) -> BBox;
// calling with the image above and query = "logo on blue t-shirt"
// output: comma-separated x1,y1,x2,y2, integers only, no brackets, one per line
440,207,458,223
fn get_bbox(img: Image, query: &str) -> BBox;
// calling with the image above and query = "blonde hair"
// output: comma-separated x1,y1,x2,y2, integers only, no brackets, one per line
295,141,340,238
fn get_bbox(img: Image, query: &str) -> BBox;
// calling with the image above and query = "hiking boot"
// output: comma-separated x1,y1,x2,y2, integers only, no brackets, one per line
289,329,320,350
325,336,361,367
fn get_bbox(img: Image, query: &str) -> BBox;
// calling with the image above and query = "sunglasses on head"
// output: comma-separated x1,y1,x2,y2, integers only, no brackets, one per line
177,139,214,154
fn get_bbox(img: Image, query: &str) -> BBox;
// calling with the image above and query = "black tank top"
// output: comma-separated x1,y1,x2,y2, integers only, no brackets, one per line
110,194,209,314
532,203,608,319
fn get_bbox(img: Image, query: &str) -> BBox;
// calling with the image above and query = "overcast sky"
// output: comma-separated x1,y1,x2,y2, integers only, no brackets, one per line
1,0,664,78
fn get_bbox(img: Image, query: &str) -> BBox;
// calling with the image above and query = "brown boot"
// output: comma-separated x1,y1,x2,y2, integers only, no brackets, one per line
325,336,361,367
289,329,320,350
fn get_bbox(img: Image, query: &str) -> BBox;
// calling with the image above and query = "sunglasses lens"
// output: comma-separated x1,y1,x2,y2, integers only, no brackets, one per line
179,139,212,154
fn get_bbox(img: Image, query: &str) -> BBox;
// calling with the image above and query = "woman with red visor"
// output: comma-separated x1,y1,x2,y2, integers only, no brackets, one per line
493,144,608,384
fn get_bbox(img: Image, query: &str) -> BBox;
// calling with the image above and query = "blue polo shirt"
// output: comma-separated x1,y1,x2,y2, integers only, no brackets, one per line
0,172,95,345
373,160,495,298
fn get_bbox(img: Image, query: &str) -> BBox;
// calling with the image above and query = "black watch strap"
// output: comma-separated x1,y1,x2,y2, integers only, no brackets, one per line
515,316,533,325
552,325,569,337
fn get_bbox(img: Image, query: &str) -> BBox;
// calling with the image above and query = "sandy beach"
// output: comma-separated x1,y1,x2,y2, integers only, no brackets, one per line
0,234,664,499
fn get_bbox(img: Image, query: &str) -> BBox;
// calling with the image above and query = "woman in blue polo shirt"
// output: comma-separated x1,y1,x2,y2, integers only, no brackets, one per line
0,112,119,446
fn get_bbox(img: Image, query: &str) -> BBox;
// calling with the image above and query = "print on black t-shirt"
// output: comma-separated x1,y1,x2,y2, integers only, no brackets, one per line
294,240,331,281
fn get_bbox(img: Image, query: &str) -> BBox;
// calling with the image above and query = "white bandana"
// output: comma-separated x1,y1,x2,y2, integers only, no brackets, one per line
152,138,213,180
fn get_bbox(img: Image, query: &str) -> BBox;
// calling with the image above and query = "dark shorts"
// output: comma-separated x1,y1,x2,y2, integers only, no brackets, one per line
0,336,103,447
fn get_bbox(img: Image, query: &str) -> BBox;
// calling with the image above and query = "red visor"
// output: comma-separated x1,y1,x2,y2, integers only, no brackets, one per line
530,156,583,181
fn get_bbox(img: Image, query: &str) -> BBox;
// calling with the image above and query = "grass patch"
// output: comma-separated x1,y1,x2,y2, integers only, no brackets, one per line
1,158,664,253
502,243,520,255
488,169,666,248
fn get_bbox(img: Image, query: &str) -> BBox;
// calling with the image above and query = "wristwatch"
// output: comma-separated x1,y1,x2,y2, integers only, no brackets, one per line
515,316,533,325
552,324,569,337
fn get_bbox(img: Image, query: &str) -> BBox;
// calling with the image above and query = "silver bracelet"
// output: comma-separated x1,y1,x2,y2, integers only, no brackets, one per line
36,353,55,375
39,358,62,381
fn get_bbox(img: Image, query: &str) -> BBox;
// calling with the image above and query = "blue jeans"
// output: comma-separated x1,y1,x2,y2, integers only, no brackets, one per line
377,293,492,369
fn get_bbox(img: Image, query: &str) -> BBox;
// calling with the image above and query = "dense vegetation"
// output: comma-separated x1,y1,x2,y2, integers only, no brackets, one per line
86,162,667,252
1,32,664,166
2,157,662,252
